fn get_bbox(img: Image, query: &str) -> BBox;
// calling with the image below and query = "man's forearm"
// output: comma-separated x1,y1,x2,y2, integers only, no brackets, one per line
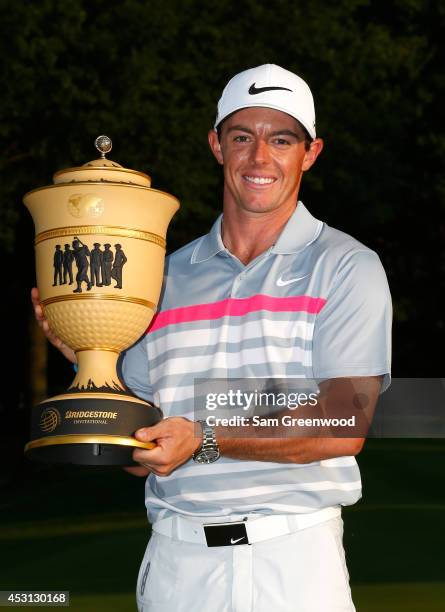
213,376,382,463
216,428,364,463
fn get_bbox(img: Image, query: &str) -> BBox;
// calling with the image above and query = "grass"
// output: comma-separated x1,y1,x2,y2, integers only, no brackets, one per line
0,439,444,610
352,582,445,611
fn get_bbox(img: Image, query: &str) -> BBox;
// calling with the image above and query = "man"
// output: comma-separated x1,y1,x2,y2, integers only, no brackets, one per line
102,243,114,286
52,245,63,286
71,238,92,293
111,243,127,289
32,65,391,611
90,243,103,287
62,244,74,285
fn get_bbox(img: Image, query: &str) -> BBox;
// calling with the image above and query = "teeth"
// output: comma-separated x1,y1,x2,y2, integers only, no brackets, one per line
244,176,275,185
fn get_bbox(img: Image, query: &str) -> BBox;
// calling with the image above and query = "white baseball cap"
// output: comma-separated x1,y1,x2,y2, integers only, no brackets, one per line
214,64,316,139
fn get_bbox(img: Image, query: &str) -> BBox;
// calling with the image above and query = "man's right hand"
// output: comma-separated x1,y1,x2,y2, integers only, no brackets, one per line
31,287,77,364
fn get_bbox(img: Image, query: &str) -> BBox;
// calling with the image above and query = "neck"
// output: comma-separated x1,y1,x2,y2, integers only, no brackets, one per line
221,203,298,265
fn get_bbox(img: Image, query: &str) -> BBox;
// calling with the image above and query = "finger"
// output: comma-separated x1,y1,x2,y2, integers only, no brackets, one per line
31,288,44,320
41,320,54,339
31,289,50,329
133,446,159,462
41,320,67,351
41,320,58,342
34,303,45,322
132,446,167,470
30,287,40,305
134,422,167,443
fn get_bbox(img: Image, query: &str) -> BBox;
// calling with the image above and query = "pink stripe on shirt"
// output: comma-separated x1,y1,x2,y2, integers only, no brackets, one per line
147,294,326,333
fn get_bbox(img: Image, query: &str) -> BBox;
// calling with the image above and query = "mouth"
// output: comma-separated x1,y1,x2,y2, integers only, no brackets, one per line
242,175,277,187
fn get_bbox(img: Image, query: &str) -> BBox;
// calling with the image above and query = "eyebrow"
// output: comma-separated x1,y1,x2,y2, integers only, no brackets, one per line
226,125,300,139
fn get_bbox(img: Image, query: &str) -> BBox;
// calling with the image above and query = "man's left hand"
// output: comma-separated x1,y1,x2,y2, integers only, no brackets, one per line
132,417,201,476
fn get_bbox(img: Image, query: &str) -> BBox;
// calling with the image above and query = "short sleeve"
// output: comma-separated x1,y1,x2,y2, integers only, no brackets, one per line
119,335,154,403
312,250,392,392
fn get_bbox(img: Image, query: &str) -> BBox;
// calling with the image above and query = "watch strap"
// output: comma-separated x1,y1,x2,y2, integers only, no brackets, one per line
193,420,220,463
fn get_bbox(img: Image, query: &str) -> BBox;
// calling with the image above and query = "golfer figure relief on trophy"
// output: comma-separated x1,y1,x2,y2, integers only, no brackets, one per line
24,136,179,465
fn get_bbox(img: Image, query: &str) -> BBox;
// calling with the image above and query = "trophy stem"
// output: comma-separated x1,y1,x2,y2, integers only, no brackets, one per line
24,343,162,464
70,349,125,393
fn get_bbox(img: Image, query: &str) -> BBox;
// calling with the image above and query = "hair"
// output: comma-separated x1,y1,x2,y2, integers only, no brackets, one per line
216,114,313,151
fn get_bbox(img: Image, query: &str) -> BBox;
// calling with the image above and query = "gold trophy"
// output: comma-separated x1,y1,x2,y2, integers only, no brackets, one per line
24,136,179,465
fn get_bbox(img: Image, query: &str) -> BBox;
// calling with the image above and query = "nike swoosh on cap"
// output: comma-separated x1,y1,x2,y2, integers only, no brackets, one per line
276,274,310,287
248,83,293,95
230,536,246,544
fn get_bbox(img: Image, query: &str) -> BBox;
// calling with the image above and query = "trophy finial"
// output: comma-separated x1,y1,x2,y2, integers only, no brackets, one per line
94,135,112,159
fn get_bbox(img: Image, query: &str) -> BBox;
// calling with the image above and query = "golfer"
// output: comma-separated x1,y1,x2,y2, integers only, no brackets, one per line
33,64,392,611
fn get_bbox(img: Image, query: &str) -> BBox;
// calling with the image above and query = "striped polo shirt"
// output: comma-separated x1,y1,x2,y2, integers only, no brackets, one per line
122,201,392,523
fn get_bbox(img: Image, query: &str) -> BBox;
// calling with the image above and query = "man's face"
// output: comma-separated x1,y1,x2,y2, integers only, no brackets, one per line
208,107,322,217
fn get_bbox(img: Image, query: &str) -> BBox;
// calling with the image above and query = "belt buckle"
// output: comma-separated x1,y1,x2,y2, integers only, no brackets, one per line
203,521,250,547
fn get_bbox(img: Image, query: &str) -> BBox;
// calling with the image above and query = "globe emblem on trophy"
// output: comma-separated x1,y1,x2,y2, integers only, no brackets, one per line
39,408,61,433
67,194,105,218
24,136,179,465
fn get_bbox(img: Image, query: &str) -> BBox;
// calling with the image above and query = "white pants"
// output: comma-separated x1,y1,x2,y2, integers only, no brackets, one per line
136,515,355,612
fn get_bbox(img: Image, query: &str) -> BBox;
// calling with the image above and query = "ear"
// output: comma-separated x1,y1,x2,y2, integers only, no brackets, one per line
208,129,224,165
302,138,324,172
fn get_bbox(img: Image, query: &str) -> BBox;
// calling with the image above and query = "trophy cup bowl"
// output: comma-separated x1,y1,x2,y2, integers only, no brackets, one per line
24,136,179,465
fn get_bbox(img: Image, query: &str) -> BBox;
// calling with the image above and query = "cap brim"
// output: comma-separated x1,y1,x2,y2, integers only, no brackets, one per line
215,102,316,139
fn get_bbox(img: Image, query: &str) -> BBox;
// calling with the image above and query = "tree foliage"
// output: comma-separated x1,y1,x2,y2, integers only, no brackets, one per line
0,0,442,413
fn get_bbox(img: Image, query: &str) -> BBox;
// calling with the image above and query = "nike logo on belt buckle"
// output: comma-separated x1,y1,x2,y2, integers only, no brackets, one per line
204,521,249,547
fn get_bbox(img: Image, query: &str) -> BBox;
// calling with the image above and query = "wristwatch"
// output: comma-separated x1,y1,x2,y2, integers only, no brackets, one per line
192,420,220,464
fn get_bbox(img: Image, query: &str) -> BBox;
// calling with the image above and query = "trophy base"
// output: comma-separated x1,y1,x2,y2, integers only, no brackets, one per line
25,434,155,466
24,393,162,466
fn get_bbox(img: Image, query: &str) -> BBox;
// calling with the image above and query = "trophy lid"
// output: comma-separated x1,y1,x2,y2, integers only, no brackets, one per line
53,136,151,187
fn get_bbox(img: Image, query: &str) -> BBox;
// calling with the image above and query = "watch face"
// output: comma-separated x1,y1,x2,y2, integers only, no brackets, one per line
196,449,220,463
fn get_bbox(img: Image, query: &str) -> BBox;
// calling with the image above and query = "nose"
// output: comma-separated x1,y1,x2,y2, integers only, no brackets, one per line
251,139,271,164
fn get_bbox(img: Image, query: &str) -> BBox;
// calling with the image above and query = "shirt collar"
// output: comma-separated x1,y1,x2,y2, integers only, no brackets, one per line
191,201,323,264
271,201,323,254
191,214,226,264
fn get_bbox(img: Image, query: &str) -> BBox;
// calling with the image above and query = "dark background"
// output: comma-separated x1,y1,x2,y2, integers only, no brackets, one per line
0,1,443,610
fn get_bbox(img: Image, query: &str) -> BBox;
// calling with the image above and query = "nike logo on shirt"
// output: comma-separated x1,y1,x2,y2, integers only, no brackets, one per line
230,536,246,544
276,274,310,287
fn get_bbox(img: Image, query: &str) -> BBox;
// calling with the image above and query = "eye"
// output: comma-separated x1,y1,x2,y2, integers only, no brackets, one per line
272,138,291,146
234,135,250,143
